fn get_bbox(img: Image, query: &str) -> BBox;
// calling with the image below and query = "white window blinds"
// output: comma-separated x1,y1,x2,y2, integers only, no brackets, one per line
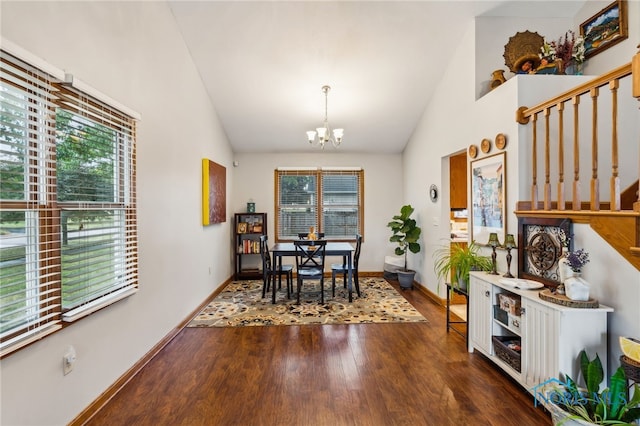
275,168,363,241
0,48,139,357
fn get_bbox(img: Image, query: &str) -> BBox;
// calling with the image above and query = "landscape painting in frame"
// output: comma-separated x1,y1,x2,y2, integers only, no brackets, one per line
580,0,628,59
470,152,506,245
202,158,226,225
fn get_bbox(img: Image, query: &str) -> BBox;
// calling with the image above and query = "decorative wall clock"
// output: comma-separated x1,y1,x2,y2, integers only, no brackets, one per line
468,144,478,159
495,133,507,150
481,138,491,154
517,217,572,288
429,184,439,202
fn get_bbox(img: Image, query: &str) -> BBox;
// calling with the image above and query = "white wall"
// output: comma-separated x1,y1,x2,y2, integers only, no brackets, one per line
1,1,638,424
475,16,573,99
231,152,404,273
1,2,234,425
404,1,640,379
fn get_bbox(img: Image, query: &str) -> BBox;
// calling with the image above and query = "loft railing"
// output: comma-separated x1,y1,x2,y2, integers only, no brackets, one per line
514,47,640,269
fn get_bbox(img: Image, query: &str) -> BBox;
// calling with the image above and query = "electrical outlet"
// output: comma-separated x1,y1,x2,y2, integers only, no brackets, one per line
63,346,76,375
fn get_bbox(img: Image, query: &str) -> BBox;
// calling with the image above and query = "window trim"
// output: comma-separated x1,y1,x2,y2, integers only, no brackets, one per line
0,45,140,358
274,168,364,242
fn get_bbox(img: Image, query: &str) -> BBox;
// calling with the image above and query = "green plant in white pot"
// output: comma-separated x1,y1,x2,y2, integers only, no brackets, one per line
544,350,640,425
387,204,421,289
433,241,492,291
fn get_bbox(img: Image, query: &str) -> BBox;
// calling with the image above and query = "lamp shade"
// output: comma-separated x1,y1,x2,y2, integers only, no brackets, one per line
306,131,317,143
504,234,517,249
487,232,500,248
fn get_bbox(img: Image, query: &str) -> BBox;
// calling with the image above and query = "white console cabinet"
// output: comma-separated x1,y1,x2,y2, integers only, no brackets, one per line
468,272,613,391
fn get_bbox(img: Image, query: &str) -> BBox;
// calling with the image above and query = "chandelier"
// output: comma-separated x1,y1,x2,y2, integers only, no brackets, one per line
306,85,343,149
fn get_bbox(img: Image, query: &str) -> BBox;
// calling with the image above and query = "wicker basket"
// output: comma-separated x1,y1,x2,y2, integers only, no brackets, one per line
620,355,640,383
493,336,521,373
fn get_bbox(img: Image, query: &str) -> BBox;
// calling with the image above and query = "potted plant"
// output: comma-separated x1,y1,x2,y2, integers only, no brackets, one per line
387,204,421,289
543,350,640,425
433,241,492,292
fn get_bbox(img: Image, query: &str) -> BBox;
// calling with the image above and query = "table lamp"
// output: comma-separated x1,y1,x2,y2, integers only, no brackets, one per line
487,232,500,275
503,234,517,278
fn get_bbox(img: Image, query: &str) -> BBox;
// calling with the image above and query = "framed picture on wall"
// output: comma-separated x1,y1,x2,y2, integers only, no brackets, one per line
470,152,506,245
517,217,572,288
580,0,628,59
202,158,227,225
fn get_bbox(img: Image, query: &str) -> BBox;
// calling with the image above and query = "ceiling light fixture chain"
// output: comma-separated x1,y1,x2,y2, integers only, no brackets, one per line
306,85,343,149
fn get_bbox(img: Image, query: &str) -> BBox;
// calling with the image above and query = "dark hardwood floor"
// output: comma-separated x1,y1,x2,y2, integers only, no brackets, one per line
85,279,551,426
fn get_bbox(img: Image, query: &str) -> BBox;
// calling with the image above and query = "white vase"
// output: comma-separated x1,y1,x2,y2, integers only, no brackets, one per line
565,273,590,301
558,248,573,283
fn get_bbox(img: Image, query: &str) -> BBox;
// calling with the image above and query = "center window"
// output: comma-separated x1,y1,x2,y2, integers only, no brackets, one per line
275,168,363,241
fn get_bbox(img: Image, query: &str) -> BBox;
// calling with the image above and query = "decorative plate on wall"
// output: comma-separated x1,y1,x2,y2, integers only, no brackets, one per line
468,144,478,159
495,133,507,150
481,138,491,154
517,217,572,288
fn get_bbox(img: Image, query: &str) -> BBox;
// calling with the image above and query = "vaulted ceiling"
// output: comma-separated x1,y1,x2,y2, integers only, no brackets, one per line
168,1,586,154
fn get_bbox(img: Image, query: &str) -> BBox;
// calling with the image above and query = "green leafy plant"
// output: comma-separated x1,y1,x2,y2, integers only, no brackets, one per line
387,204,421,271
553,350,640,425
433,241,492,290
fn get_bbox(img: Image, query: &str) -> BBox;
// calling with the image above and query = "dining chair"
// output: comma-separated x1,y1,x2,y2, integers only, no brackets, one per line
259,235,293,300
293,239,327,304
297,232,325,239
331,234,362,298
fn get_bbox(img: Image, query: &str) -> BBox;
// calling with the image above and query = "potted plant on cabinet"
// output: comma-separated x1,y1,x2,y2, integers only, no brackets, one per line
433,241,492,292
387,204,421,289
542,349,640,425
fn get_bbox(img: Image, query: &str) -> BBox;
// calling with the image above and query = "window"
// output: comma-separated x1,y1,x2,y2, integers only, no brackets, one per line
0,48,139,357
275,168,363,240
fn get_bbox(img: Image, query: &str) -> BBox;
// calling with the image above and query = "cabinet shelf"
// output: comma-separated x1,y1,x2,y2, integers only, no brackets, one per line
234,213,266,280
469,271,613,397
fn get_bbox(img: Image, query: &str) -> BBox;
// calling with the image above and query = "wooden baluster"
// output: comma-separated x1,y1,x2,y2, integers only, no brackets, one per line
590,87,600,211
531,113,538,210
572,96,581,210
557,102,565,210
544,108,551,210
610,79,621,211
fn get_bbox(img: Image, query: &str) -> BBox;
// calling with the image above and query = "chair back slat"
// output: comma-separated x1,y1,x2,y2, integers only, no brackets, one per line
294,240,327,272
353,234,363,268
259,235,272,273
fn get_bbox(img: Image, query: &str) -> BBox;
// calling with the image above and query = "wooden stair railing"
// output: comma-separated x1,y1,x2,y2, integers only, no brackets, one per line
515,47,640,270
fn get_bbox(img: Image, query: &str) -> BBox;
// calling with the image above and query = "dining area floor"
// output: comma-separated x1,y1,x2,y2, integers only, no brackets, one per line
84,278,552,426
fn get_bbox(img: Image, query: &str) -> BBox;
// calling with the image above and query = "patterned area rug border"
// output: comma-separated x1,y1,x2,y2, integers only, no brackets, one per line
187,277,428,327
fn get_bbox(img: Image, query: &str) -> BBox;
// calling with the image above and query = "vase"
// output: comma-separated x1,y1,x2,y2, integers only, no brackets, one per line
557,248,571,294
574,61,583,75
565,272,590,301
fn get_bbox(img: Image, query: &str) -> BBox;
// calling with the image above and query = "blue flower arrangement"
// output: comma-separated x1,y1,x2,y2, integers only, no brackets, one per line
566,249,589,272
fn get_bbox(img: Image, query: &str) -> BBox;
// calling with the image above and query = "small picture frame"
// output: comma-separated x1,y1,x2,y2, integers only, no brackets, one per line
237,222,248,234
252,224,263,233
580,0,628,59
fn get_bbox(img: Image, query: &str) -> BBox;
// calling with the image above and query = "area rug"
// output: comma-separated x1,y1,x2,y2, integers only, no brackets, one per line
187,277,428,327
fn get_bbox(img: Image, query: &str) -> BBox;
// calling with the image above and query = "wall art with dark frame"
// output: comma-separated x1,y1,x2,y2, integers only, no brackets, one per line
580,0,628,59
470,152,506,245
202,158,227,225
517,217,572,288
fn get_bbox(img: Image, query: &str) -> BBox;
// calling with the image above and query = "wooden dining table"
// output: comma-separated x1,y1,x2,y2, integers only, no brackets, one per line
270,242,356,304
